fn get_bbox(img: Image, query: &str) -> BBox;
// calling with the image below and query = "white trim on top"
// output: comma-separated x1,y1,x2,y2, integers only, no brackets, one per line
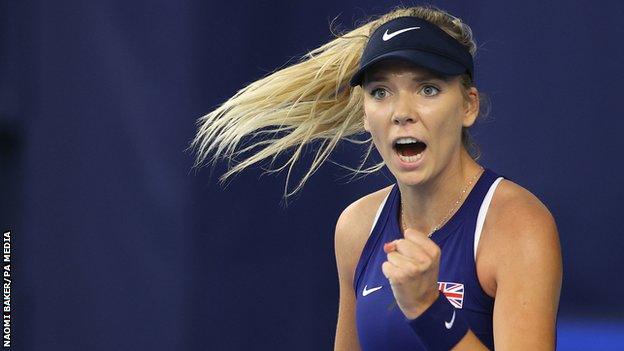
474,177,504,261
370,187,393,235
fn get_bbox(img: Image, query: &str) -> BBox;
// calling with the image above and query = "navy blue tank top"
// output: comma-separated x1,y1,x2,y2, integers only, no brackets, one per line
354,168,505,350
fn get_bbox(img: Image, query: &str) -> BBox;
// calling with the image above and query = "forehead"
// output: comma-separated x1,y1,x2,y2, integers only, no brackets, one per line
363,58,451,83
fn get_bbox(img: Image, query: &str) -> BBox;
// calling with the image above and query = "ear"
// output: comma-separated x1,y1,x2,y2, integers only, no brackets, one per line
462,87,479,128
363,112,370,132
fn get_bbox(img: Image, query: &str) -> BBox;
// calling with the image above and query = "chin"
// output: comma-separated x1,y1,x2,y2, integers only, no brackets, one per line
394,173,428,186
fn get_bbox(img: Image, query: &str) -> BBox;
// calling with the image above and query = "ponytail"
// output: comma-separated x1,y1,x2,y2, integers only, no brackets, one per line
190,21,378,199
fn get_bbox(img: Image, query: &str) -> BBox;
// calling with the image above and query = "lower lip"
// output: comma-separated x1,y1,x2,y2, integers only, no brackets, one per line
394,148,426,170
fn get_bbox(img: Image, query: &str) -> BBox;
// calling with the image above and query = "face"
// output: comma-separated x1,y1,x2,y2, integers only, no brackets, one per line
362,59,479,185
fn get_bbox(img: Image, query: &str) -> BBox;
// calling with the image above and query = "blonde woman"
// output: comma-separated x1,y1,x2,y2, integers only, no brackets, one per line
191,5,562,350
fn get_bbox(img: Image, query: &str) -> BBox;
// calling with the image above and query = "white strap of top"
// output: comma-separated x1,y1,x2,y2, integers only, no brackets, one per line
474,177,504,261
370,188,392,235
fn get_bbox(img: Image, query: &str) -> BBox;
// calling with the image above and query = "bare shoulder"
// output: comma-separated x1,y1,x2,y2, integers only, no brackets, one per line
485,178,558,238
334,184,394,285
478,178,562,296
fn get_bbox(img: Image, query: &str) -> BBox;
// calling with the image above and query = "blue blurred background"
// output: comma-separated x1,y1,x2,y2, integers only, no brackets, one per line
1,0,622,350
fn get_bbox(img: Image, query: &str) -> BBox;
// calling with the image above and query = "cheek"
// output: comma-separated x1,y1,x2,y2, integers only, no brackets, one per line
363,101,390,127
363,105,386,148
363,103,380,132
435,107,465,144
363,106,371,132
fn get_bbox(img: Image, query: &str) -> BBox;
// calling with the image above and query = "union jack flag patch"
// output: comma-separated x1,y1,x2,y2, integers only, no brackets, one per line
437,281,465,309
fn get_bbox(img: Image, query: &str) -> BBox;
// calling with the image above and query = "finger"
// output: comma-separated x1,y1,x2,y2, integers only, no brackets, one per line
383,240,397,253
394,237,433,261
387,249,430,270
402,230,441,258
381,260,402,283
386,251,421,271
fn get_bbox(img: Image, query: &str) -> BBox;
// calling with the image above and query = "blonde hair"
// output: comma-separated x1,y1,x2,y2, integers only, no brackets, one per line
190,5,487,200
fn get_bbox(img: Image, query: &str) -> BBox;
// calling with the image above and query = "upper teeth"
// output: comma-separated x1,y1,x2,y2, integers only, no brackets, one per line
395,137,421,144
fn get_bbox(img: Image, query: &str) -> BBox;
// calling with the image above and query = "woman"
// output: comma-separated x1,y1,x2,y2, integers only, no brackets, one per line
191,5,562,350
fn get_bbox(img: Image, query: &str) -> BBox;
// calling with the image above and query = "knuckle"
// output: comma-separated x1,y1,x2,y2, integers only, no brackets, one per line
409,264,419,274
381,262,390,276
431,246,441,259
415,257,430,270
404,230,415,239
393,270,403,281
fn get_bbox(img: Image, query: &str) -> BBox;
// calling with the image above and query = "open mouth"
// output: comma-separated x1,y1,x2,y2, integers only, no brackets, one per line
394,139,427,162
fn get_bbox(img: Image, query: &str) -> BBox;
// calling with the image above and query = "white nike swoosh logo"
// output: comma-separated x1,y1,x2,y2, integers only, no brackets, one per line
362,285,383,296
382,27,421,41
445,310,456,329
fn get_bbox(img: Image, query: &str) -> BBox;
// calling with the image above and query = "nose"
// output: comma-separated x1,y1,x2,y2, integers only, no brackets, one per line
392,114,415,125
391,93,417,125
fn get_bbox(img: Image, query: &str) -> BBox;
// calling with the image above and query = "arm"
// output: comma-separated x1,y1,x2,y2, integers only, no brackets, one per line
490,193,561,349
455,189,562,350
333,203,365,351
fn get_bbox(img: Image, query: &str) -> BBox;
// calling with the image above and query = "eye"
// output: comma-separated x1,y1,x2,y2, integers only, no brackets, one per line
370,88,389,100
421,85,440,97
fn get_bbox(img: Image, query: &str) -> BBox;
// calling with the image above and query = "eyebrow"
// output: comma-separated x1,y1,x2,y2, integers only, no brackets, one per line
365,73,449,83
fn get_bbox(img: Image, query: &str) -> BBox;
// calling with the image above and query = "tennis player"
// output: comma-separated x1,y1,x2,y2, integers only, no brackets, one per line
191,5,562,350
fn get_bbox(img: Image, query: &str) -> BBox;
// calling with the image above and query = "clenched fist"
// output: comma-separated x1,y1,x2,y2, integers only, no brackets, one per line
382,228,441,320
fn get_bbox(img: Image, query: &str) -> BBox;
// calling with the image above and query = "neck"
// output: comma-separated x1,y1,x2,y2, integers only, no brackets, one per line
398,147,482,236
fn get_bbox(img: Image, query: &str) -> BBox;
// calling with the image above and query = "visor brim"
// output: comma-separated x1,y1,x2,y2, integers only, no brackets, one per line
349,50,468,87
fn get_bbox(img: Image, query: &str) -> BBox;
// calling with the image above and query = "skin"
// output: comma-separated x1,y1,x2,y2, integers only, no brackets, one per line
333,58,562,350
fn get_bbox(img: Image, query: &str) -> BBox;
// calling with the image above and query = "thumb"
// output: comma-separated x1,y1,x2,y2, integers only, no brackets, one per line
383,240,397,253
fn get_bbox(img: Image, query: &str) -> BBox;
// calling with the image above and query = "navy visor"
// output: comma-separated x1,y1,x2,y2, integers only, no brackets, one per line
349,16,474,87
